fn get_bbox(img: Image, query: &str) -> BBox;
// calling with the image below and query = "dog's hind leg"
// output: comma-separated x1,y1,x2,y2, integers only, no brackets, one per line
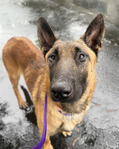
9,72,28,109
2,56,27,109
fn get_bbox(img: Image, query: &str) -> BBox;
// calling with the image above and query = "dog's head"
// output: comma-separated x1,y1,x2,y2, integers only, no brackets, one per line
37,14,105,105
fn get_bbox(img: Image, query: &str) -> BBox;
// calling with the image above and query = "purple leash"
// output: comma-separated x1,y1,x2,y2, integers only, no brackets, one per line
32,94,47,149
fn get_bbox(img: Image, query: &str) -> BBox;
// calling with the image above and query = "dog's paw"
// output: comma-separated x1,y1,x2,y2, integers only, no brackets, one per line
19,99,28,109
62,131,72,137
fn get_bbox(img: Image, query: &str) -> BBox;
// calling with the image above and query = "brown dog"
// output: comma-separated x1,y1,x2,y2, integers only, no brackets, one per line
2,14,105,149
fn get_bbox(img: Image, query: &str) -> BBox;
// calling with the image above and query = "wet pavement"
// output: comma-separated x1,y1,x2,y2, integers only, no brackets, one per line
0,0,119,149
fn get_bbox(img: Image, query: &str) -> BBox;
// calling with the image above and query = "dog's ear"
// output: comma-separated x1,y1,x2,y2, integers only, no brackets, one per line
81,14,105,55
37,17,57,56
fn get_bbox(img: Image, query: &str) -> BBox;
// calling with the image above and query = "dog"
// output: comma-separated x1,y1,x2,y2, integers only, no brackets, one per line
2,14,105,149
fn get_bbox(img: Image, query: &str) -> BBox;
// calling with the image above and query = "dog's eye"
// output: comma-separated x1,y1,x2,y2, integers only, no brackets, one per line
79,53,85,60
79,54,85,59
49,54,56,62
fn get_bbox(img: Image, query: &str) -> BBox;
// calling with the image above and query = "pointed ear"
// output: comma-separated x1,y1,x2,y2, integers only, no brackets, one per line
37,17,57,56
81,14,105,55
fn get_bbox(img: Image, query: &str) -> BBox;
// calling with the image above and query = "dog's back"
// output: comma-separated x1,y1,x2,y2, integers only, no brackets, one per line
2,37,44,72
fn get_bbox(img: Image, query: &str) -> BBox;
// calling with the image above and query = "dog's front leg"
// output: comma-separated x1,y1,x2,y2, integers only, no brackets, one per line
43,136,53,149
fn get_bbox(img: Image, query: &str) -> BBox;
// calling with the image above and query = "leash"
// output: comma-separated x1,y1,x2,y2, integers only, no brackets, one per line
32,94,47,149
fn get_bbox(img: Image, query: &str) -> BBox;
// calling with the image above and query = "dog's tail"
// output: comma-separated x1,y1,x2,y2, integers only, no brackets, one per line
20,85,33,106
20,85,37,125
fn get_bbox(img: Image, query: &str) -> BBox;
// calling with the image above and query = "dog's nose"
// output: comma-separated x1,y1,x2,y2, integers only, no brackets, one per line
51,82,72,100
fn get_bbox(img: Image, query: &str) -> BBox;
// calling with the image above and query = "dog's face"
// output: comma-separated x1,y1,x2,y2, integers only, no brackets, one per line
38,14,105,103
46,40,96,103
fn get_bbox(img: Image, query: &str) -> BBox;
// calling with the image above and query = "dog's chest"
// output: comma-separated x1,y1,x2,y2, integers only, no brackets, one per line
60,113,83,131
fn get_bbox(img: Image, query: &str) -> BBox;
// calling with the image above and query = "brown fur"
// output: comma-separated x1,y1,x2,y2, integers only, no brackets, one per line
2,14,105,149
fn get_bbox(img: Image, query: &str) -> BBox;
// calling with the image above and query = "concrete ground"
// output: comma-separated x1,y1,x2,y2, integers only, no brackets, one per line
0,0,119,148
